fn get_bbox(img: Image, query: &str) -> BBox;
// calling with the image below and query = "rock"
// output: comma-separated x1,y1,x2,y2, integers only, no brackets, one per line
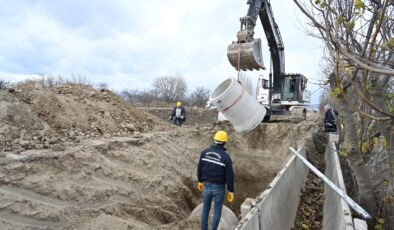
126,124,135,131
49,138,57,144
43,141,50,149
35,144,44,150
52,144,65,152
133,131,142,138
19,140,30,148
128,139,145,146
143,133,153,139
103,111,111,118
68,131,75,138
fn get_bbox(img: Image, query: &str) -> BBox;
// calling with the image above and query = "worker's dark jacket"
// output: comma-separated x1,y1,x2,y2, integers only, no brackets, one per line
197,144,234,192
324,109,338,132
170,106,186,121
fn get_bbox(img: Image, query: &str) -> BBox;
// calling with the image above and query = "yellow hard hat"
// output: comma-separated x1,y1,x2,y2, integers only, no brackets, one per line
214,130,228,142
177,101,182,107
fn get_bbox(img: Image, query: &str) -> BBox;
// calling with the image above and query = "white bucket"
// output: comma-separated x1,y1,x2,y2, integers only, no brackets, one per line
210,78,266,133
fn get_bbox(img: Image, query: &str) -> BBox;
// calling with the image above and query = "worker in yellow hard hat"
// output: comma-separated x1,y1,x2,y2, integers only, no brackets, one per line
169,101,186,126
197,130,234,230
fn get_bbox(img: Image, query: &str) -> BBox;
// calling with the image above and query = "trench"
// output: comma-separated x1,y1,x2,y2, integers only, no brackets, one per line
292,131,326,229
0,117,314,229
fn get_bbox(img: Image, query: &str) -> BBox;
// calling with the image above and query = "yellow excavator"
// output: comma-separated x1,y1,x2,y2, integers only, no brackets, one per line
227,0,310,121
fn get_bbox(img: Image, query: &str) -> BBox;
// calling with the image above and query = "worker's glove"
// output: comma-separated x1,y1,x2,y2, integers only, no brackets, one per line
181,115,184,119
227,192,234,203
169,116,172,121
197,182,204,192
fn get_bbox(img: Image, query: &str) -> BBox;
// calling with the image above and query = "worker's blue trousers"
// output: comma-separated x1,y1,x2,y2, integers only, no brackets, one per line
172,117,184,126
201,182,225,230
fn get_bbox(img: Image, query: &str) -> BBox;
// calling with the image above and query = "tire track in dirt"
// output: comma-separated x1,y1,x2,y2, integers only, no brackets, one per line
0,186,70,207
0,211,60,229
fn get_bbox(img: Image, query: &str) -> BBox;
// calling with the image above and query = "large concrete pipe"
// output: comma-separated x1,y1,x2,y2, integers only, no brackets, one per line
188,203,238,229
210,78,266,133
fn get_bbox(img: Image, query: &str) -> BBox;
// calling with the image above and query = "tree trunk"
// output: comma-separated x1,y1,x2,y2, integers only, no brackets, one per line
370,56,394,228
336,96,377,217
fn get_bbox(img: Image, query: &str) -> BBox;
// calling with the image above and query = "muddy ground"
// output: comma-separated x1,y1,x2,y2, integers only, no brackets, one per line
0,83,318,229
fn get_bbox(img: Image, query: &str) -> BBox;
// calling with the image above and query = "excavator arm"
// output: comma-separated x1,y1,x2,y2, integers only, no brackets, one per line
227,0,285,93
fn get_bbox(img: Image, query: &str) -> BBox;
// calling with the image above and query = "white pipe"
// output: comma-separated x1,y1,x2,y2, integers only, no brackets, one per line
289,147,372,220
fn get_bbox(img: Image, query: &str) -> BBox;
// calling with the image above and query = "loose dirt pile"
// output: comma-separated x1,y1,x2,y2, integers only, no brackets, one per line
0,82,164,153
0,84,317,229
142,107,218,125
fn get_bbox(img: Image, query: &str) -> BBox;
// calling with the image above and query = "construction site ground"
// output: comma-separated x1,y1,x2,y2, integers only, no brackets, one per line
0,83,320,229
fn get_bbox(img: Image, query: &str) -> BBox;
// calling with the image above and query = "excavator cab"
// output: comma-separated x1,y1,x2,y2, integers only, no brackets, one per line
227,16,266,71
282,74,307,103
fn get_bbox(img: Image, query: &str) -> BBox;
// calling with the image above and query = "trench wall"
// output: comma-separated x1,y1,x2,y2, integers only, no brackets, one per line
235,134,367,230
323,134,356,230
234,147,308,230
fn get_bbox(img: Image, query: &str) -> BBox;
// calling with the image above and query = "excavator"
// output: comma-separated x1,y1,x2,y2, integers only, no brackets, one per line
227,0,310,121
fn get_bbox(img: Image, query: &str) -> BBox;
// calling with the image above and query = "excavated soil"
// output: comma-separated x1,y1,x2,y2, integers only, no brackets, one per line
0,82,165,153
0,84,317,229
141,107,218,126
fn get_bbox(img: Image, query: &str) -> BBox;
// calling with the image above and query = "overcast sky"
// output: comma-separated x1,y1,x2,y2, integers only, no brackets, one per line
0,0,325,104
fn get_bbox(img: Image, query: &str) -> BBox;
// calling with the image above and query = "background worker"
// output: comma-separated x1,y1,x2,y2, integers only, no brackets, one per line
323,104,338,132
197,130,234,230
170,101,186,126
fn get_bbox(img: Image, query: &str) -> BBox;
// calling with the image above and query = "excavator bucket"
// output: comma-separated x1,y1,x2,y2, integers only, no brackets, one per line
227,38,266,71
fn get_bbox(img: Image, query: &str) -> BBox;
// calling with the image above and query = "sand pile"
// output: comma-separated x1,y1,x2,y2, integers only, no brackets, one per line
0,82,164,152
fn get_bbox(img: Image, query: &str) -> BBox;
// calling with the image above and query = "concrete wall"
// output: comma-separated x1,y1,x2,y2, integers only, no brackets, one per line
234,147,308,230
323,134,355,230
234,134,367,230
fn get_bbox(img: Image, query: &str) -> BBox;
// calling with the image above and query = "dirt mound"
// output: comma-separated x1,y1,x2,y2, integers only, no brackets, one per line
142,107,218,125
0,117,317,230
0,83,164,152
0,85,318,230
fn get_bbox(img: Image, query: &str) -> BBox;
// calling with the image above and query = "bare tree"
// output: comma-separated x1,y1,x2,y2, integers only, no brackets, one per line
37,74,68,88
294,0,393,225
152,74,188,103
97,82,108,91
138,89,158,106
121,88,140,104
0,78,10,90
189,87,211,107
71,74,91,85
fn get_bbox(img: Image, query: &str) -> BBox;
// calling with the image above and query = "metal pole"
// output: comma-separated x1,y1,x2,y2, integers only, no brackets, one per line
289,147,372,220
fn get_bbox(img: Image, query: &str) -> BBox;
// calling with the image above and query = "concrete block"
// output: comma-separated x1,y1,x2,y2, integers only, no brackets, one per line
353,218,368,230
241,198,255,218
323,138,354,230
235,148,308,230
329,133,339,142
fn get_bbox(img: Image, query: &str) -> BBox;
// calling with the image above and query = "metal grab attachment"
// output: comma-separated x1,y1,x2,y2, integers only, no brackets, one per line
289,147,372,220
227,38,266,71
